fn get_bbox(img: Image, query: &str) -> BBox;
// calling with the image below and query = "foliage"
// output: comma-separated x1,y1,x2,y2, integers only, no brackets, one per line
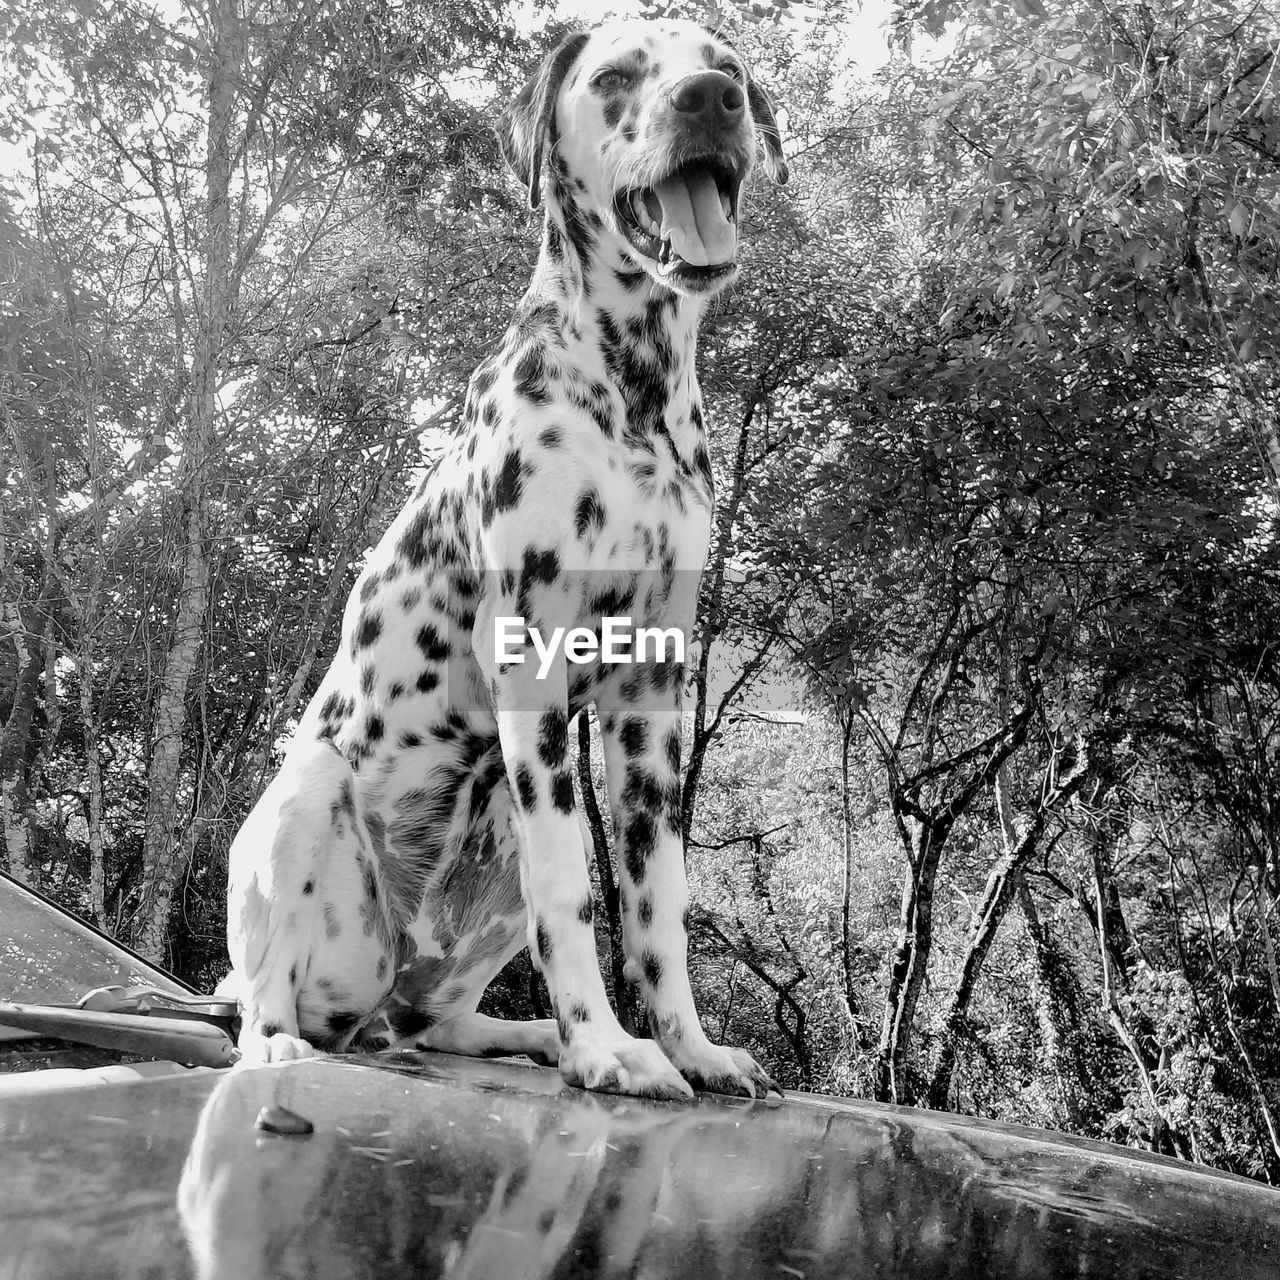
2,0,1279,1184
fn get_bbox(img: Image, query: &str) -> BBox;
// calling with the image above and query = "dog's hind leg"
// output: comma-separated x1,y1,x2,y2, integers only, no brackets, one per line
226,739,396,1063
385,755,560,1065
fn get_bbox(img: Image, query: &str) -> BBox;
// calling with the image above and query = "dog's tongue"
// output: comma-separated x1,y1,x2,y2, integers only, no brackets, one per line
652,167,735,267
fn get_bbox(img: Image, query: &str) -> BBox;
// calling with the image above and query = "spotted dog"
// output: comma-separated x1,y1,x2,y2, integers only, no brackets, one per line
225,18,788,1099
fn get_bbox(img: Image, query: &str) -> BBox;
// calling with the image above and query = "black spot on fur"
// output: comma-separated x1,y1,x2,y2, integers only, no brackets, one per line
618,674,643,703
513,346,551,406
468,746,507,823
303,879,315,895
536,919,553,966
521,546,560,592
602,94,625,129
623,767,663,815
641,951,663,989
577,896,595,925
515,764,537,810
568,999,591,1023
664,729,681,773
355,610,382,649
396,503,436,569
624,811,656,882
289,965,297,986
637,895,653,927
590,581,634,619
328,1010,362,1037
574,488,606,538
551,770,575,813
661,779,683,833
493,449,527,513
387,1004,432,1039
562,194,597,268
649,660,683,691
415,623,451,663
537,707,568,768
416,669,440,694
693,442,712,486
261,1021,283,1038
360,664,376,696
539,426,563,449
619,718,648,759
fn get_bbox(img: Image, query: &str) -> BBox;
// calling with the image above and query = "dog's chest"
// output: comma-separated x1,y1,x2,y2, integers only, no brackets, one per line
478,301,714,570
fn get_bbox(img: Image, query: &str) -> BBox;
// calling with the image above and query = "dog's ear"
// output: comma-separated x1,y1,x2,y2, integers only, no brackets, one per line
746,78,789,185
497,30,590,210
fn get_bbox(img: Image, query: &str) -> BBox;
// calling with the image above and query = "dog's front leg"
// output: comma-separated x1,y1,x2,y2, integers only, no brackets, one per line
598,667,781,1098
476,636,692,1100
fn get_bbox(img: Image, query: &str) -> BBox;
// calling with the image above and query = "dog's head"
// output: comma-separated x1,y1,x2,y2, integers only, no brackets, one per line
498,18,788,297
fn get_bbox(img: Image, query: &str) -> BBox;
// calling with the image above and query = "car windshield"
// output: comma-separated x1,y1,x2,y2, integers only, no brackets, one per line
0,871,193,1007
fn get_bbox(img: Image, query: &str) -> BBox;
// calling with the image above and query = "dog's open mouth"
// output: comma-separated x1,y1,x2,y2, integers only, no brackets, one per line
614,157,741,280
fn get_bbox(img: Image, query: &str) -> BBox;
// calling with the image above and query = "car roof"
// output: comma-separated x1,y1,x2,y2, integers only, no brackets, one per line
4,1048,1279,1279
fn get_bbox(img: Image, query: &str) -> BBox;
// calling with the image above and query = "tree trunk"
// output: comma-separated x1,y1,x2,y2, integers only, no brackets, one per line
875,811,949,1103
133,0,241,960
683,392,759,841
874,692,1038,1104
1018,881,1087,1129
838,710,866,1051
577,712,635,1032
77,653,108,926
926,745,1092,1109
1092,834,1192,1161
0,591,48,886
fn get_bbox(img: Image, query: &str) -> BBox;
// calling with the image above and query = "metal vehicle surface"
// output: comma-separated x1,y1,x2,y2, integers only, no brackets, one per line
2,871,1279,1279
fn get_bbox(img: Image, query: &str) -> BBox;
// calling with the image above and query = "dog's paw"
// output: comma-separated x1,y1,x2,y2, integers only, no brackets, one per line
559,1034,693,1101
236,1027,317,1065
665,1039,782,1099
522,1019,562,1066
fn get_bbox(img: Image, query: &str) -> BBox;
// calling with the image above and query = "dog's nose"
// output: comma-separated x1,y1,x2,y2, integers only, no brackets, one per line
670,72,745,127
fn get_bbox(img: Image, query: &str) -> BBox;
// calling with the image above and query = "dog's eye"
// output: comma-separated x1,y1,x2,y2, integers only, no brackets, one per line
718,61,745,82
593,68,631,91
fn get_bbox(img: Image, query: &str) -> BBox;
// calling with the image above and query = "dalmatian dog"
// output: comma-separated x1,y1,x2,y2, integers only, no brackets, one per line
225,17,788,1100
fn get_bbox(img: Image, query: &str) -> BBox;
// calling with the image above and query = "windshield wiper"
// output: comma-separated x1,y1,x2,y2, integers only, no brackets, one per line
0,1001,240,1068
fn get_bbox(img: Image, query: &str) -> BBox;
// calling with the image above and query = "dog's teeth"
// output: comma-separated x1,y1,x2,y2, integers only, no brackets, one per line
631,190,661,237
